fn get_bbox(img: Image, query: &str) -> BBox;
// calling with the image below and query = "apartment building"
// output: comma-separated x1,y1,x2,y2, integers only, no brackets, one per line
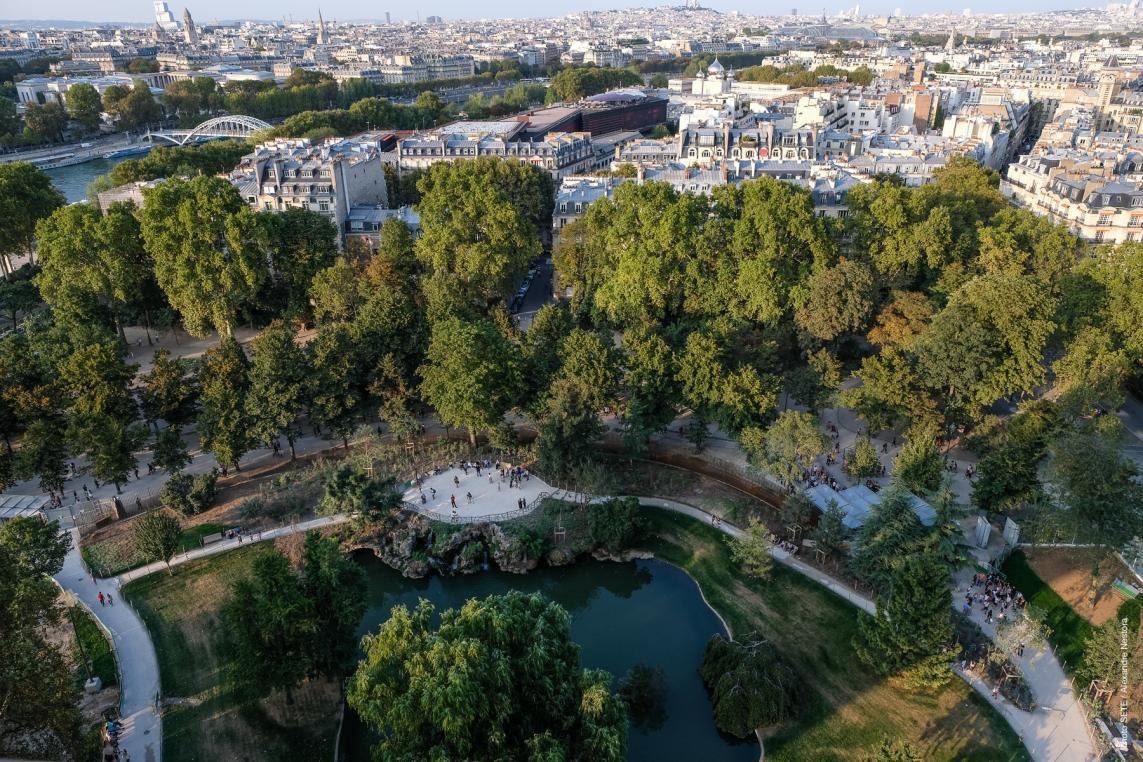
230,137,388,241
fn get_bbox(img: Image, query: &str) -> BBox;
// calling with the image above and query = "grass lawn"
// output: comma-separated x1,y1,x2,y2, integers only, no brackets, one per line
1001,549,1094,673
70,605,118,689
122,542,340,762
642,510,1028,762
82,522,229,577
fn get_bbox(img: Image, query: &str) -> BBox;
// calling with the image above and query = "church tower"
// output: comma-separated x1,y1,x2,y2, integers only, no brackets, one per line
183,8,198,45
317,9,329,45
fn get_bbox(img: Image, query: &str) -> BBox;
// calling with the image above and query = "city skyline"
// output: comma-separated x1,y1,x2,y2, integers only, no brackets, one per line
0,0,1111,25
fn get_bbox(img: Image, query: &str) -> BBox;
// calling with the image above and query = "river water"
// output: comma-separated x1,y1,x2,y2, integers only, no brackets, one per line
44,157,128,203
341,554,758,762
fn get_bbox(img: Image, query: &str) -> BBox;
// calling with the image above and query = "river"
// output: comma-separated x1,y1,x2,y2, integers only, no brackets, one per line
341,554,758,762
44,157,129,203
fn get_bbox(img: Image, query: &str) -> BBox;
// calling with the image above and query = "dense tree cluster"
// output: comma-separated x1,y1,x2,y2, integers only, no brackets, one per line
0,518,82,758
347,592,627,760
547,65,644,101
222,532,366,700
738,62,875,87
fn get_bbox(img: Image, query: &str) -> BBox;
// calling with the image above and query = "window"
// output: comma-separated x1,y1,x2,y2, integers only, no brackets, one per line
264,202,272,211
1098,214,1113,226
319,202,329,212
1095,230,1105,242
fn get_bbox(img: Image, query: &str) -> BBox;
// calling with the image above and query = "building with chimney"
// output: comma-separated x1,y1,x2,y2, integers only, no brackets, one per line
229,137,388,244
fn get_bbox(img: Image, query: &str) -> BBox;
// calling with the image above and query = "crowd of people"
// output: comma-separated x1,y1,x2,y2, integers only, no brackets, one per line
964,571,1027,624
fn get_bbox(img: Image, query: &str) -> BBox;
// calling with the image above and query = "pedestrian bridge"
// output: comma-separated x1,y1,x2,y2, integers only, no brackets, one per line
147,115,272,146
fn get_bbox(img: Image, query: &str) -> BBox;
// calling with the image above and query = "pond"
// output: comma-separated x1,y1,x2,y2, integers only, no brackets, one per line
341,554,759,762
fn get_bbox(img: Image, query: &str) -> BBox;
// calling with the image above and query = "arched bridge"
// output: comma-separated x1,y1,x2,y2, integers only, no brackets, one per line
147,115,273,146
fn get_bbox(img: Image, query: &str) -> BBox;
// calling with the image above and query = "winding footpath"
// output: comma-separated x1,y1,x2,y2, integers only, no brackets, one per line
56,485,1093,762
52,515,349,762
635,496,1096,762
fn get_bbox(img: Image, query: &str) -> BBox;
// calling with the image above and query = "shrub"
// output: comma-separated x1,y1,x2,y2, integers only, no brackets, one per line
160,471,218,516
587,497,647,554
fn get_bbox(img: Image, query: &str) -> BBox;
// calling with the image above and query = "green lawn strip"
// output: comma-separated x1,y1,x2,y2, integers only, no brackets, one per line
641,509,1028,762
70,604,118,689
1001,550,1093,673
176,522,229,553
123,543,340,762
81,522,229,577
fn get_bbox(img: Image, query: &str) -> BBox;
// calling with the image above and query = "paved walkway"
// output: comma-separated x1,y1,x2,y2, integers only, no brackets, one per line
117,514,349,585
402,464,550,522
53,515,349,762
55,528,161,762
952,567,1096,762
632,497,1094,762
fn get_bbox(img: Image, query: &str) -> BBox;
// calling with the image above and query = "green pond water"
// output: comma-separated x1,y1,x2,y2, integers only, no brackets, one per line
342,553,759,762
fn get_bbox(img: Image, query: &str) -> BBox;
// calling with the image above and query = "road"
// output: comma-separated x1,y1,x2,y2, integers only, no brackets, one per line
0,132,145,165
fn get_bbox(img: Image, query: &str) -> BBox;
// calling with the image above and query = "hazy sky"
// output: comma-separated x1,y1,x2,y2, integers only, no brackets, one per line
3,0,1099,24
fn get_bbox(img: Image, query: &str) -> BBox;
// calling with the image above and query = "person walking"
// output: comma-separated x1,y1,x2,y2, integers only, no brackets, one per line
450,494,457,509
98,592,105,606
106,592,113,606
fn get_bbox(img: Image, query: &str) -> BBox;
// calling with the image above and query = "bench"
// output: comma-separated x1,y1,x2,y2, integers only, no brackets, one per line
201,532,225,547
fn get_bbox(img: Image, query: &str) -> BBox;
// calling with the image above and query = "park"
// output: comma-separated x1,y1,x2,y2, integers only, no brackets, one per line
0,143,1141,762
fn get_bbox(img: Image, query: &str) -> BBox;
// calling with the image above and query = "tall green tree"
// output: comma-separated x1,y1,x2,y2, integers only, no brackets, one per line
621,328,679,451
740,410,828,488
730,518,775,578
197,337,251,470
536,376,604,482
139,176,268,336
893,425,943,494
23,101,68,142
848,486,930,593
854,550,954,686
0,162,64,269
151,425,191,474
298,532,367,677
1048,423,1143,547
35,201,152,343
133,510,182,574
261,208,338,324
419,317,522,444
308,322,363,448
347,592,627,761
0,518,80,758
309,260,362,324
222,550,315,701
59,342,141,492
415,158,542,318
139,348,198,430
794,258,877,343
64,83,102,131
247,321,309,457
106,79,162,130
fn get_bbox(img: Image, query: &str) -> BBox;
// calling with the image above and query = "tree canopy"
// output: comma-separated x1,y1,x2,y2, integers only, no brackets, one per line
347,592,626,761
